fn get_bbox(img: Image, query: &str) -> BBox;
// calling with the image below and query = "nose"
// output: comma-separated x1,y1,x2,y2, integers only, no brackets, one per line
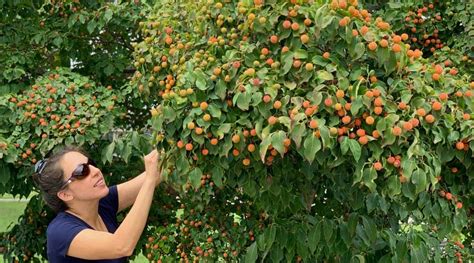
88,165,100,177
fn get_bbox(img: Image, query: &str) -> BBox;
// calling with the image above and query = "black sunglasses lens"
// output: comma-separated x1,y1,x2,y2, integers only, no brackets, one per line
72,164,90,179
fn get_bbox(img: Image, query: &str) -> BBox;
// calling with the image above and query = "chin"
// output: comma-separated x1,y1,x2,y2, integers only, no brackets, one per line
96,184,110,197
102,185,110,193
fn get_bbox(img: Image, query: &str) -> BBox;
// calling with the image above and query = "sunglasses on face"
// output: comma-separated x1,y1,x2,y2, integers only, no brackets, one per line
60,159,97,189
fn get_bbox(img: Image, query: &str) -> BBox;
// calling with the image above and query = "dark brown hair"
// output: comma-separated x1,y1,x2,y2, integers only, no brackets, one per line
32,145,87,213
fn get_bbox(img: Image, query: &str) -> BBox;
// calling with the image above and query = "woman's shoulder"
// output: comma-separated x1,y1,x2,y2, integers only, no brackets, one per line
46,213,91,261
47,212,88,236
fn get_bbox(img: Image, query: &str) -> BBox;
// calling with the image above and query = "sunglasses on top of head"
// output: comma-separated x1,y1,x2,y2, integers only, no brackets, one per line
60,158,98,189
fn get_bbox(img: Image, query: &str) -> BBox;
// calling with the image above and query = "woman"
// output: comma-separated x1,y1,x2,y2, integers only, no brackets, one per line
32,146,162,262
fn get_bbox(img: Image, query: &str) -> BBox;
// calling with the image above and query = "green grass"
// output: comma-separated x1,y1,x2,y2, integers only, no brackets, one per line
0,200,27,233
0,198,28,263
0,192,33,232
0,193,34,200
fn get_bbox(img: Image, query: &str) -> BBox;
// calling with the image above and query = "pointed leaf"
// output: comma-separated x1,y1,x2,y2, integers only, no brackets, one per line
348,139,362,162
245,242,258,263
308,221,321,254
189,168,203,189
271,131,286,156
303,135,321,163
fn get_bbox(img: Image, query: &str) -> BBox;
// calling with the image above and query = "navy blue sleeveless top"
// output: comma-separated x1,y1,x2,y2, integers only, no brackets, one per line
46,185,127,262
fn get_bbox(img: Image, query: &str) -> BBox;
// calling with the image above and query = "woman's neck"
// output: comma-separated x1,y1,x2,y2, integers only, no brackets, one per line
66,202,101,228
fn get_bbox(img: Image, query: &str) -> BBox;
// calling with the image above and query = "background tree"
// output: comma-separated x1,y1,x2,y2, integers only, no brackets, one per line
131,0,473,261
0,0,154,261
1,0,473,262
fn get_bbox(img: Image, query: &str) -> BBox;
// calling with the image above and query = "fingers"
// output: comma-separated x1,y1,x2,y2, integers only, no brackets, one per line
144,149,158,159
144,149,164,170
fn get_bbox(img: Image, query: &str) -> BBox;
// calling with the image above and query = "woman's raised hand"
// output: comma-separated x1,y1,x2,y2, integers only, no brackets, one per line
144,149,162,184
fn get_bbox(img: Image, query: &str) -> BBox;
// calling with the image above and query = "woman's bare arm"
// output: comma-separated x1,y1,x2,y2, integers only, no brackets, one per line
67,150,161,259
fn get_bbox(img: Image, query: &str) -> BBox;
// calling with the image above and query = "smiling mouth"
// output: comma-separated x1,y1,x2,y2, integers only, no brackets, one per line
94,178,104,187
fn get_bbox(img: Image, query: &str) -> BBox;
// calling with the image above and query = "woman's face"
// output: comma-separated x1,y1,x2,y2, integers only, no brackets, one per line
59,151,109,201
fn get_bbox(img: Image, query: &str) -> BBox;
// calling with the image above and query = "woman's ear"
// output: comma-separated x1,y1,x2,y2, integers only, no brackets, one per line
57,189,74,202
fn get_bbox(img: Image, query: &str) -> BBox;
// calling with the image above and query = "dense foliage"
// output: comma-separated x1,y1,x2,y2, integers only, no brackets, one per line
0,68,122,196
370,0,473,75
131,0,473,261
1,0,473,262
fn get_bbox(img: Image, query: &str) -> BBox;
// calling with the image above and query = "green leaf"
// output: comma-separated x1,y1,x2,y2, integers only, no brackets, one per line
278,116,291,130
74,134,85,145
104,64,114,76
290,123,305,148
269,246,284,263
122,144,132,163
323,220,333,242
382,128,396,147
281,51,294,75
303,135,321,163
316,70,333,82
271,131,286,156
208,104,221,118
385,175,401,197
401,159,416,180
163,106,176,122
348,139,361,162
216,123,231,138
32,32,44,44
259,135,273,162
315,8,334,29
131,131,140,148
351,97,363,115
284,81,297,90
215,79,226,100
339,223,351,246
411,169,427,194
220,136,233,157
260,225,276,259
319,126,331,148
195,72,208,90
376,46,389,66
235,90,252,111
384,52,397,75
102,141,115,164
402,183,416,201
363,168,377,192
251,92,263,107
308,221,321,254
210,166,223,188
366,193,378,214
352,255,366,263
410,244,428,263
294,49,308,59
104,9,113,23
189,167,203,189
53,37,63,47
376,117,386,132
341,137,350,154
0,162,10,185
244,242,258,263
79,14,86,24
362,216,377,244
353,42,365,60
87,20,97,34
